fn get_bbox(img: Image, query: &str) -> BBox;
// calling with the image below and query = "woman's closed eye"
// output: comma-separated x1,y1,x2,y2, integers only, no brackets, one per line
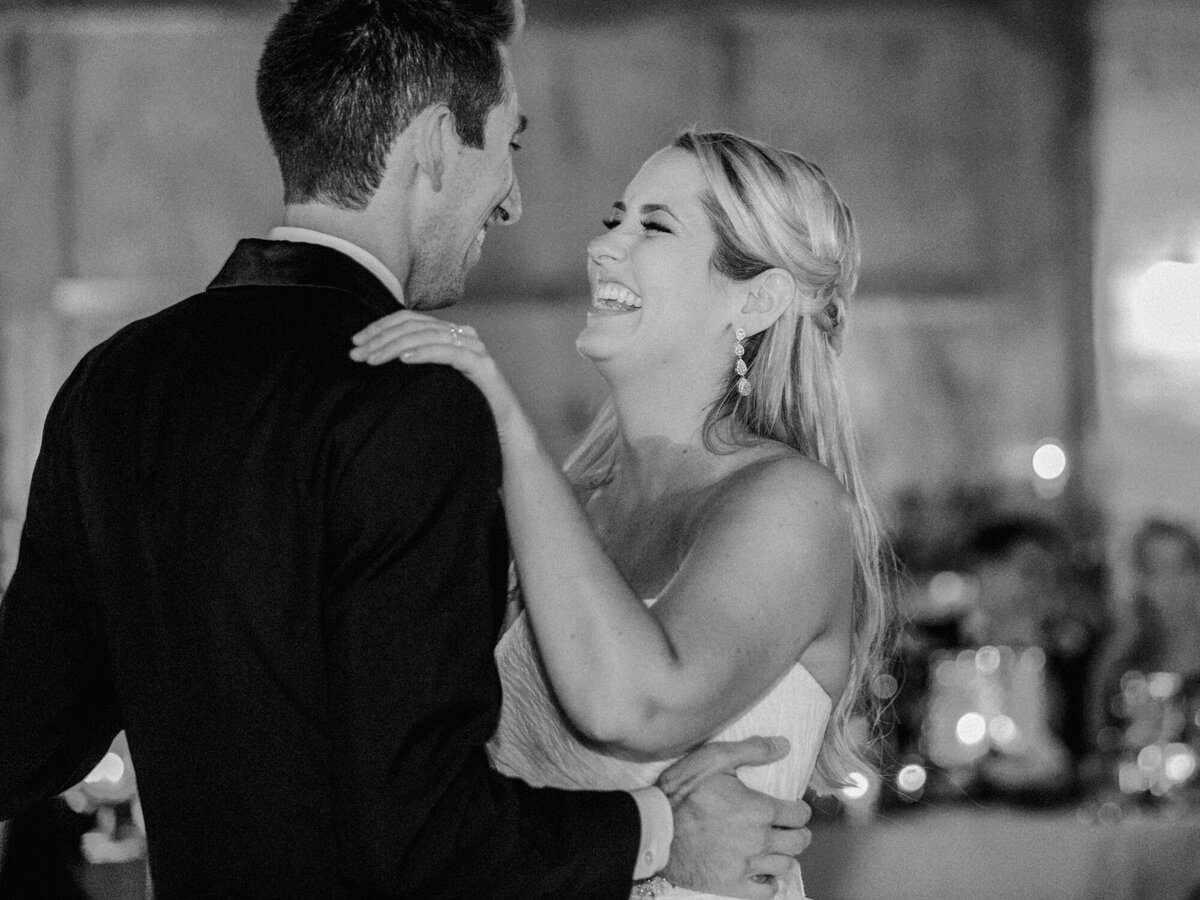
600,216,672,235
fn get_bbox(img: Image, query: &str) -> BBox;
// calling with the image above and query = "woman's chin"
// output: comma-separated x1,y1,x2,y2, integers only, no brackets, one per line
574,329,609,363
576,308,641,361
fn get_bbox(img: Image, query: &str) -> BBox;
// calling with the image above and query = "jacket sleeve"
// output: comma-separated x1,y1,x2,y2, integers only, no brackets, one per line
322,366,641,899
0,388,121,821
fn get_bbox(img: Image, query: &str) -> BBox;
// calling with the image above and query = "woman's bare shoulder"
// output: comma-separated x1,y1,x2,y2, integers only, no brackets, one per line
706,443,853,533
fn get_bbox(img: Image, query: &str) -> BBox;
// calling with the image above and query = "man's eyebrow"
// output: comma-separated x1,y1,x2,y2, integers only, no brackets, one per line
515,114,528,136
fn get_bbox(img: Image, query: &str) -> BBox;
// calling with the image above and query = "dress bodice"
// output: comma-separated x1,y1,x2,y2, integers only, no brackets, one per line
487,607,832,900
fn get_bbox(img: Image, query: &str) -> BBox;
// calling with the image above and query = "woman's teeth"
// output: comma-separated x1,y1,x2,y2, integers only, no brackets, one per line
592,282,643,311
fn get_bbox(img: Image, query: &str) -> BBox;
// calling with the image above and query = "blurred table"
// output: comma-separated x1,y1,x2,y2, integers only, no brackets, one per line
801,806,1200,900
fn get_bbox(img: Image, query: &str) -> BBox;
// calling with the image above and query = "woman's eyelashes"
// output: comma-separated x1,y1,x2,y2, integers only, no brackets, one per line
600,216,672,234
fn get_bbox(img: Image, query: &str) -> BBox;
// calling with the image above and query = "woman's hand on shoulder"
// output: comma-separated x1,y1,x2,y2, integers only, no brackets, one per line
350,310,527,447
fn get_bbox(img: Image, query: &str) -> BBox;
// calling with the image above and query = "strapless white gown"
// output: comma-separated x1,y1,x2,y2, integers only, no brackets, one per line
487,605,833,900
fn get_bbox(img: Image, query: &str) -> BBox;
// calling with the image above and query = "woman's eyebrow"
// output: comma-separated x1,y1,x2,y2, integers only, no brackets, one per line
610,201,681,224
638,202,680,223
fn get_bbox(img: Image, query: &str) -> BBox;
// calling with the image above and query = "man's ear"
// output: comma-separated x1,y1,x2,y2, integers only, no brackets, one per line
736,268,795,336
411,104,454,192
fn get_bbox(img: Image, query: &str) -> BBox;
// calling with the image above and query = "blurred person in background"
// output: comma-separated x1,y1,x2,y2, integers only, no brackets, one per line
962,518,1095,654
958,518,1099,799
352,129,895,899
1090,518,1200,730
0,2,810,897
1109,517,1200,676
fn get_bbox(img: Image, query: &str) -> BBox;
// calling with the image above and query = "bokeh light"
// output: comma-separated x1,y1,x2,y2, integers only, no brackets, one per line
988,714,1019,746
1123,261,1200,363
840,771,871,800
1138,744,1163,772
1164,744,1198,783
956,712,988,746
975,645,1001,674
928,571,975,609
871,673,899,700
84,752,126,785
896,764,927,793
1032,441,1068,480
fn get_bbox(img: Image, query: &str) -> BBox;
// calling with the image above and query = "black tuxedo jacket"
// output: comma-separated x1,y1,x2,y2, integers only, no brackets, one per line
0,240,640,898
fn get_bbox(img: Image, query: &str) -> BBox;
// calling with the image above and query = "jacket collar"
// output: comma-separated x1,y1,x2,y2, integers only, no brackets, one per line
208,239,402,318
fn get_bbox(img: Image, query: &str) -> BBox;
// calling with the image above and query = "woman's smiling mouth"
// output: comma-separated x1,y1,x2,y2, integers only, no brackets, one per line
591,281,643,313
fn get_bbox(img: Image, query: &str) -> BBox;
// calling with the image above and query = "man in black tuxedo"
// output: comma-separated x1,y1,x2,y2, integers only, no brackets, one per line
0,1,809,897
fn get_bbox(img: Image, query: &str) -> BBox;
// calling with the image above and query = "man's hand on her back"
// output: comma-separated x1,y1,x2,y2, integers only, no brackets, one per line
656,737,812,899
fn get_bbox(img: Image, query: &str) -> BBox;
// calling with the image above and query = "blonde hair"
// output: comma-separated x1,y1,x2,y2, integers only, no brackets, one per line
565,130,894,793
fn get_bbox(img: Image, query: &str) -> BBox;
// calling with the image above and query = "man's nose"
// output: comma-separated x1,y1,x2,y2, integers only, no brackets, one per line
496,179,522,226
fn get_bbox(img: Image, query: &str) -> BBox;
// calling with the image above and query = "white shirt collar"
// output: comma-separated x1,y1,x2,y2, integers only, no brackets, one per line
267,226,405,307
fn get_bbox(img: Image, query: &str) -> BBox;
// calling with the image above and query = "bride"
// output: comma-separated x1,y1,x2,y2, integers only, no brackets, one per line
351,129,891,900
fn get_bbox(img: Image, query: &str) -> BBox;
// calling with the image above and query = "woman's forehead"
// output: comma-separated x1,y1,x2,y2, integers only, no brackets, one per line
621,148,707,211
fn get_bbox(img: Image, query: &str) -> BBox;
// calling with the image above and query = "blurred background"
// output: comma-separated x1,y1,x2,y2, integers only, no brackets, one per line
0,0,1198,897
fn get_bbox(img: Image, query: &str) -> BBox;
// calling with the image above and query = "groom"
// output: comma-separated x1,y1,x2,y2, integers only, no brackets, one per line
0,1,810,897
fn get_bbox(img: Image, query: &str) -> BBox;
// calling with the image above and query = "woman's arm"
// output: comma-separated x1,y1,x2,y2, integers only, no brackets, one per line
351,312,854,758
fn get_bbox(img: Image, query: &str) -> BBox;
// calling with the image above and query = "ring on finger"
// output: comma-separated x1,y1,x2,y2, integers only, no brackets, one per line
448,324,464,347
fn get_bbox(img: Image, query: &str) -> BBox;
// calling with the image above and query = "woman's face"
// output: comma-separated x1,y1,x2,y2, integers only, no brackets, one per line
576,148,735,382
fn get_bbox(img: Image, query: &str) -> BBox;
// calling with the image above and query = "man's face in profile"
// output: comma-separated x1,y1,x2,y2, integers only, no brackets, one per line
407,51,525,309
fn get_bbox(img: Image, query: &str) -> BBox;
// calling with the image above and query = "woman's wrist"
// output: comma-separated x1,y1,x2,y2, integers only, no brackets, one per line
495,403,542,457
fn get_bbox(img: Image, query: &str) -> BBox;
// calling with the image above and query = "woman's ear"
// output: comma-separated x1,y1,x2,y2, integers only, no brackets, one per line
736,268,795,336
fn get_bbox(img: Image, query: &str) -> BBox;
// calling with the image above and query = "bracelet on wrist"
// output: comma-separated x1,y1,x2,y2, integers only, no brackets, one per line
632,875,674,898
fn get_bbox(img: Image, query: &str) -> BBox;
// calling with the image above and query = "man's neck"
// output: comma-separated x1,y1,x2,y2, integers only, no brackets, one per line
268,225,406,307
282,202,410,288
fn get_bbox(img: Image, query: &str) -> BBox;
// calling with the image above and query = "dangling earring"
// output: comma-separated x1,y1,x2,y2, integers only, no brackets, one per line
734,328,750,396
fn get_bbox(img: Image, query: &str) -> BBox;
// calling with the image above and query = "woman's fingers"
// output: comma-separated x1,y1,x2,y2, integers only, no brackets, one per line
348,313,524,433
737,876,780,900
352,319,449,354
351,309,440,345
764,824,807,857
748,852,791,880
350,320,485,365
392,342,486,372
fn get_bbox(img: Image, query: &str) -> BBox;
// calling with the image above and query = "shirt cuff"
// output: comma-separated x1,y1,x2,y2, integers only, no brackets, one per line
628,786,674,879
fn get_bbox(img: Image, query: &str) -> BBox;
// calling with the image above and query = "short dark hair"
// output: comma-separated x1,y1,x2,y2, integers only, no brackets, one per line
256,0,518,210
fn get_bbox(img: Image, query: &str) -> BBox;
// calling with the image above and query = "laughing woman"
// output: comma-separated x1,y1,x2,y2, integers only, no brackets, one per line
352,130,892,900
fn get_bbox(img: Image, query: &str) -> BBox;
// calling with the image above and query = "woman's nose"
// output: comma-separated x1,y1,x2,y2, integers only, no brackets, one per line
587,231,625,265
